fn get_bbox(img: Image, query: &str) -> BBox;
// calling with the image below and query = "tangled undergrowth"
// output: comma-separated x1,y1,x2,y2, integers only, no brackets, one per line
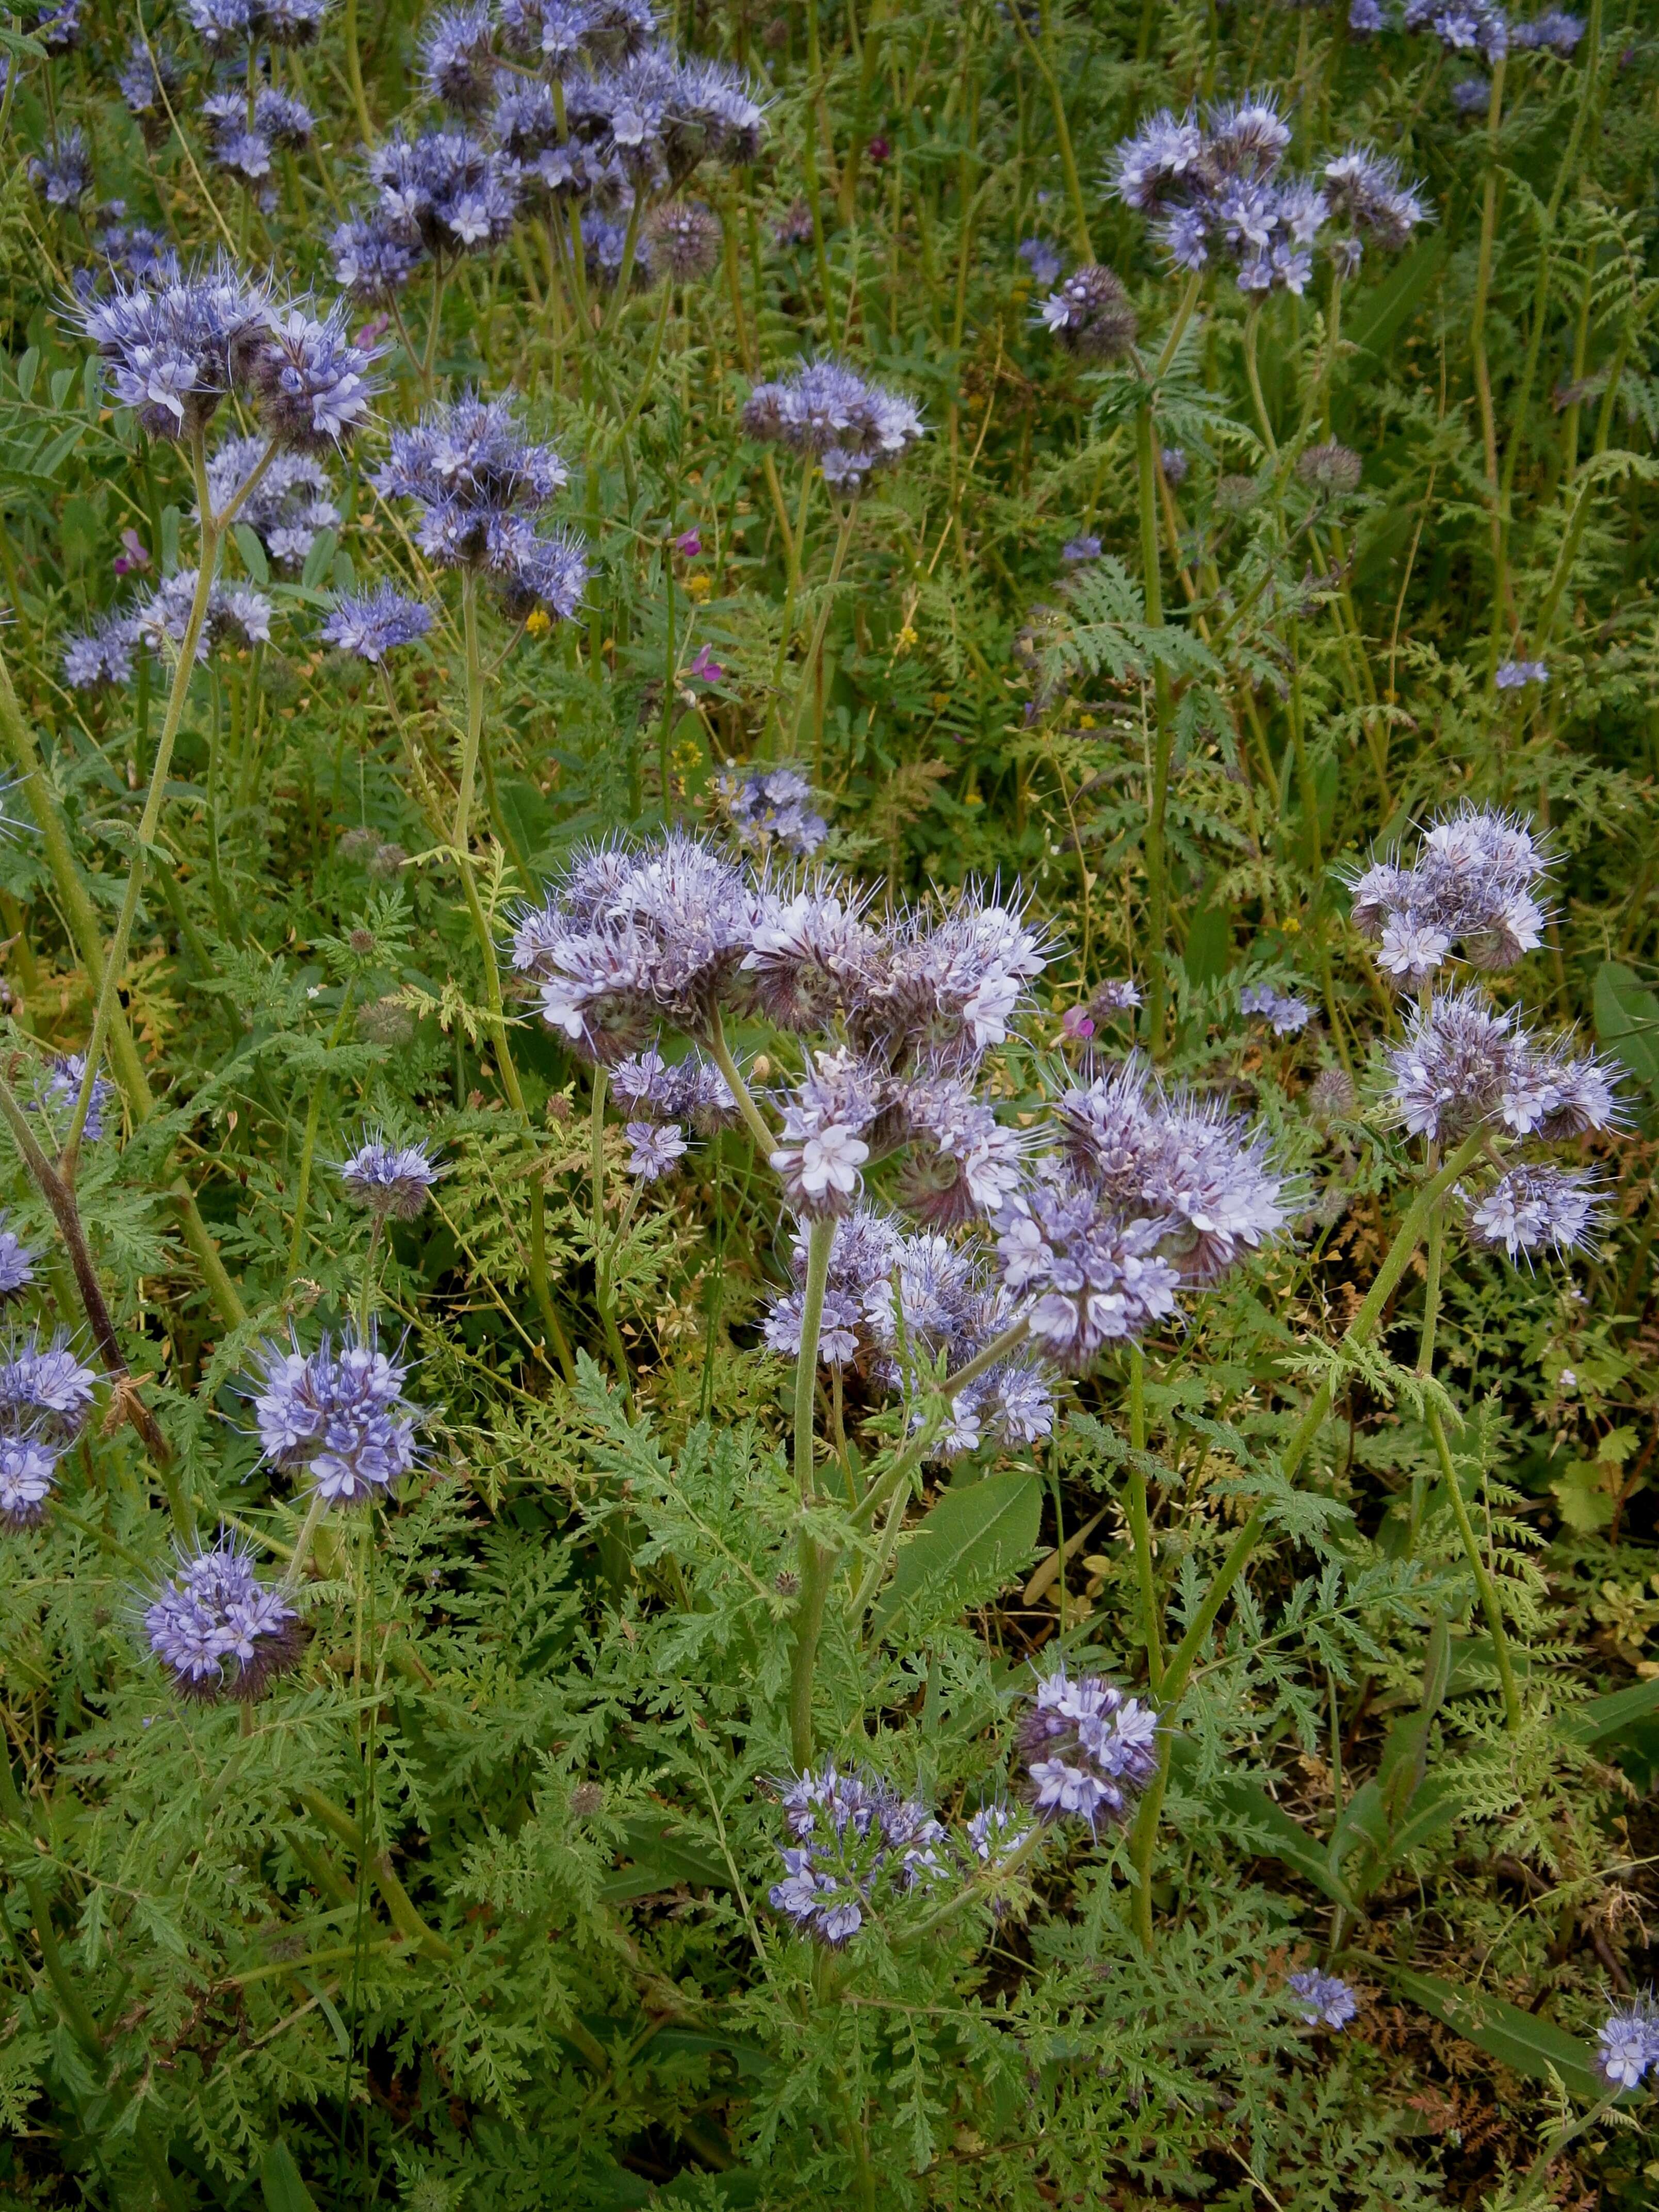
0,0,1656,2205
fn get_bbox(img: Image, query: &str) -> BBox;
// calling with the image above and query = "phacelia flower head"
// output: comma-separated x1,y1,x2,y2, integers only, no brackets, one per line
138,570,273,659
741,357,924,491
0,1329,99,1447
118,39,185,139
1463,1163,1601,1262
624,1120,689,1180
1017,1665,1160,1831
1403,0,1509,61
768,1764,949,1945
0,1434,62,1530
1240,982,1313,1036
1595,1994,1659,2091
717,764,828,858
63,610,143,691
330,216,422,303
500,0,657,70
1387,989,1619,1146
250,1327,422,1504
143,1531,305,1701
419,1,497,112
1511,9,1586,54
1054,1061,1297,1284
770,1051,882,1219
995,1173,1182,1367
741,882,877,1031
1037,264,1138,359
1288,1970,1359,2029
0,1213,38,1304
322,583,434,662
77,256,271,442
1349,805,1551,986
30,129,93,210
1495,657,1549,689
609,1046,735,1133
243,302,381,451
207,437,340,571
368,132,520,259
338,1135,444,1220
648,199,721,281
856,884,1049,1072
567,46,766,189
27,1052,114,1145
514,831,761,1059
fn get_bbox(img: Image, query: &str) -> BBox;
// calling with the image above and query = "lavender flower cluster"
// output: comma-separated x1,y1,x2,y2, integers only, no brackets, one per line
769,1664,1153,1946
762,1207,1055,1460
64,570,274,692
741,358,925,492
1240,982,1313,1036
1353,809,1618,1263
322,586,435,664
371,392,589,621
610,1046,735,1182
144,1531,304,1702
1596,1994,1659,2091
1288,1970,1359,2029
1346,0,1584,82
715,765,828,859
768,1763,951,1945
332,6,762,303
77,258,377,452
338,1135,445,1220
1110,91,1429,293
27,1053,115,1146
205,435,339,572
202,86,314,188
0,1331,99,1530
250,1329,422,1505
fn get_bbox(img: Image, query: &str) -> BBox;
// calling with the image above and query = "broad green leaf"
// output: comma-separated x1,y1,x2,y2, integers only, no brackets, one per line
599,1816,731,1902
233,524,270,585
1391,1969,1600,2100
1550,1459,1616,1535
301,526,338,589
15,348,38,403
1211,1777,1350,1906
261,2140,321,2212
1564,1676,1659,1745
872,1468,1042,1637
1593,961,1659,1113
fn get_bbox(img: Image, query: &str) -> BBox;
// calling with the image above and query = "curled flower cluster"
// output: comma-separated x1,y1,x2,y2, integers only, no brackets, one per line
118,40,185,141
338,1136,444,1219
322,585,434,663
1112,91,1429,291
30,130,92,210
715,764,828,858
768,1764,949,1945
77,257,376,454
1037,264,1138,359
372,391,589,620
206,436,338,571
27,1052,114,1145
1495,657,1548,690
183,0,330,52
0,1331,100,1530
1349,805,1550,987
1386,991,1617,1149
1596,1994,1659,2091
1288,1970,1359,2029
0,1213,38,1304
64,570,275,692
1240,982,1313,1036
742,358,925,491
610,1046,734,1182
202,87,313,186
144,1532,305,1702
1017,1667,1160,1830
250,1329,422,1504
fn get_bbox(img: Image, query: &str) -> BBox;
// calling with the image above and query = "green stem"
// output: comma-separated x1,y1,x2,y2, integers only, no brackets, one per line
1010,0,1093,259
297,1787,454,1961
789,503,857,783
1428,1401,1522,1732
1469,61,1507,549
787,1219,837,1769
1135,404,1175,1058
599,198,645,341
1127,1344,1163,1690
282,1485,333,1592
705,1008,776,1156
1242,301,1277,459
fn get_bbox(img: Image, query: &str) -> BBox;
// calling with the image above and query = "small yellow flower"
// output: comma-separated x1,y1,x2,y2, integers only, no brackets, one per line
524,608,552,638
1078,713,1096,730
685,572,712,602
671,739,701,775
1283,916,1302,935
895,624,919,653
932,691,950,711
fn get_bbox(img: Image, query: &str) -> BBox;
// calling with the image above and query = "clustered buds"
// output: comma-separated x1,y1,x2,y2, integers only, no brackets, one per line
767,1765,950,1945
338,1136,445,1221
742,357,925,492
715,765,828,859
322,586,435,664
1349,805,1549,988
1037,264,1138,360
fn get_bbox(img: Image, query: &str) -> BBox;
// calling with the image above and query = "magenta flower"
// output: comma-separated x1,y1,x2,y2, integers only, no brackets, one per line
674,527,702,557
688,644,723,682
1060,1006,1095,1042
113,528,150,576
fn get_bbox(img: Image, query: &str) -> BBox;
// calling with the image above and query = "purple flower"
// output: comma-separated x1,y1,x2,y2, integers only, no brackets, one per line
500,0,657,71
1062,535,1102,563
1511,9,1585,54
338,1135,444,1219
138,570,273,658
0,1215,38,1304
687,644,723,684
717,765,826,857
1017,1666,1160,1831
419,1,496,113
1089,978,1143,1018
322,584,434,662
1349,805,1551,984
1240,982,1313,1036
63,611,142,691
1403,0,1509,62
0,1436,62,1530
1037,264,1138,359
768,1765,949,1945
207,439,339,571
28,1052,114,1145
242,303,380,451
114,528,152,576
995,1177,1181,1366
1017,237,1064,287
250,1328,422,1504
624,1120,689,1180
1288,1970,1359,2029
144,1531,305,1702
369,132,520,259
1451,76,1492,111
77,257,271,443
1463,1164,1601,1260
330,217,422,304
741,357,924,490
675,528,702,557
1595,1995,1659,2090
1495,658,1549,689
1387,989,1620,1144
1061,1006,1095,1042
609,1047,735,1132
0,1330,99,1447
565,47,766,188
770,1053,880,1218
30,130,93,211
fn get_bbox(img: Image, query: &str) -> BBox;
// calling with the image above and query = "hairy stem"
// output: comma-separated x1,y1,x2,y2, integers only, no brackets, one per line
1428,1400,1523,1732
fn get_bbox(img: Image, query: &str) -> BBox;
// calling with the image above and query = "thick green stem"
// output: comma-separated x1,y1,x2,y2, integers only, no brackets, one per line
298,1787,454,1961
705,1009,776,1156
787,1219,837,1768
1127,1345,1163,1689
